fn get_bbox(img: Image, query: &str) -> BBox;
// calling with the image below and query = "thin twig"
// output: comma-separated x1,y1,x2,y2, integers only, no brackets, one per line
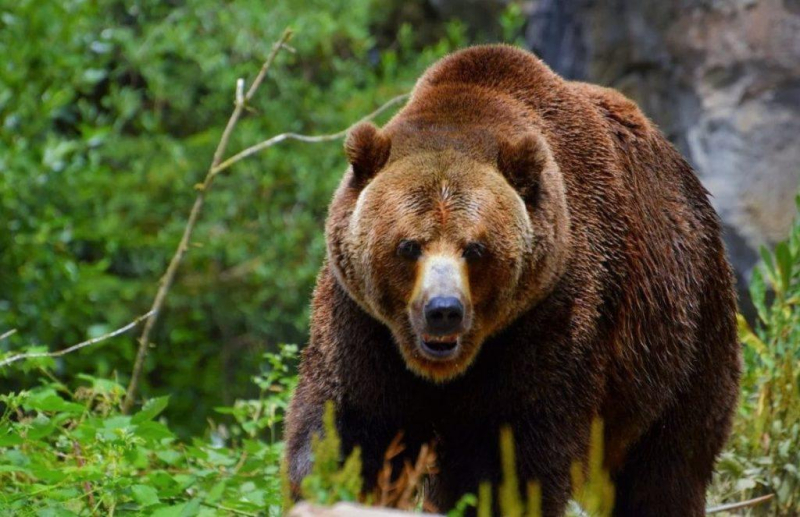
0,329,17,341
706,493,774,514
0,311,155,368
211,93,409,175
121,29,294,414
245,42,292,102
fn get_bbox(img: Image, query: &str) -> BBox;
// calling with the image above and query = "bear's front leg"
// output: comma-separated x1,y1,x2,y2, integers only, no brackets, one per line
283,378,324,494
429,413,588,517
337,405,432,495
285,392,431,500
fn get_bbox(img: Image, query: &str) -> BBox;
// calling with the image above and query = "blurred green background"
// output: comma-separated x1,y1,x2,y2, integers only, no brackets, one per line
0,0,525,434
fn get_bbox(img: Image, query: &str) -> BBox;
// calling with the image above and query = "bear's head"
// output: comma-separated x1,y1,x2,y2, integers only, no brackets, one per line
326,121,570,381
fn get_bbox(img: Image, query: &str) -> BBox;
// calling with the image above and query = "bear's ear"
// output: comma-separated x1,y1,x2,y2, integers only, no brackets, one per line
344,122,392,187
496,133,549,204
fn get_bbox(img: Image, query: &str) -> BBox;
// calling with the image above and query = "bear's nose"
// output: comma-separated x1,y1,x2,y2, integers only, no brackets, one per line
424,296,464,335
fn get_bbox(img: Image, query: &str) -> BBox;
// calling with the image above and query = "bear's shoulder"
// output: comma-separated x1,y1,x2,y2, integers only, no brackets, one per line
415,46,652,141
568,82,651,139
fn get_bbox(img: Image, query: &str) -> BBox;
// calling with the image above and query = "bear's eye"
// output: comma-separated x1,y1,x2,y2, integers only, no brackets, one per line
463,242,486,262
397,239,422,260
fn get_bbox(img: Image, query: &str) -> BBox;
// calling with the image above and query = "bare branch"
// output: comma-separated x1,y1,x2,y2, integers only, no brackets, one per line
235,78,245,107
1,329,17,341
706,493,774,514
0,311,155,368
211,93,409,175
245,29,294,103
121,28,294,414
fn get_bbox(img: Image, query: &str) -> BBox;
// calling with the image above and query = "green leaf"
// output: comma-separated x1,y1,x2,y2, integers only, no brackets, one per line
205,480,227,503
204,448,236,467
135,421,175,441
23,390,84,414
151,498,201,517
30,464,68,483
0,426,23,446
148,471,181,497
242,488,267,506
749,267,768,324
0,465,33,475
103,415,133,430
27,415,57,440
76,374,125,397
131,484,160,507
156,449,183,466
28,506,79,517
181,498,202,517
150,505,186,517
775,241,793,295
737,314,770,361
132,395,170,424
760,246,778,290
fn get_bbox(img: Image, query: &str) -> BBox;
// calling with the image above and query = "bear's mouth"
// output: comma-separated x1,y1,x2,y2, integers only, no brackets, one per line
419,333,460,359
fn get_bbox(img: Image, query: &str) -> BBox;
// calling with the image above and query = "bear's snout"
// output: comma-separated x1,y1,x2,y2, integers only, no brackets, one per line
408,253,474,362
424,296,464,335
420,296,465,358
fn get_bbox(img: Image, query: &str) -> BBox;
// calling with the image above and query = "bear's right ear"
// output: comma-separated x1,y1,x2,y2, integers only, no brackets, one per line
344,122,392,188
496,133,550,204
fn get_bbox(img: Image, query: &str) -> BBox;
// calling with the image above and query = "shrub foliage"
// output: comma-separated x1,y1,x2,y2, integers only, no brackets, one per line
712,196,800,515
0,345,296,514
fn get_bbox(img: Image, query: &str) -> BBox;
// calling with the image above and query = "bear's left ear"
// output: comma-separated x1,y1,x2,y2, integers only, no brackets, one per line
344,122,392,188
496,133,550,204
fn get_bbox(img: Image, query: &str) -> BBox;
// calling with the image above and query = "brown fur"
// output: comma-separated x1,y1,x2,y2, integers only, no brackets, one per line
285,45,740,516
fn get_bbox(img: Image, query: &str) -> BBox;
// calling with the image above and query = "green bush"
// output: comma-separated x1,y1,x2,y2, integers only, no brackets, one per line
712,196,800,515
0,345,297,515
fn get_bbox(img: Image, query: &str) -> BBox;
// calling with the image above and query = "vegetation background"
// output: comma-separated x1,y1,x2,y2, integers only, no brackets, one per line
0,0,797,515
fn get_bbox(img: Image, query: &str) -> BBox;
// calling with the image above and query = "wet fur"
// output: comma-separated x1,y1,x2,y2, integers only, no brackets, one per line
285,45,740,516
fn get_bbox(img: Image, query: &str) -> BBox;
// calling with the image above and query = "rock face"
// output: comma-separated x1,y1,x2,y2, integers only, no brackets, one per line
523,0,800,305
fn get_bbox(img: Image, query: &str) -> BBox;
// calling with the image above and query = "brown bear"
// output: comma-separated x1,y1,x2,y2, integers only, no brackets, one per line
285,45,740,516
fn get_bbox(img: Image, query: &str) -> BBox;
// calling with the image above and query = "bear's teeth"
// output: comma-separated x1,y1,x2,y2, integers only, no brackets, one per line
422,334,459,344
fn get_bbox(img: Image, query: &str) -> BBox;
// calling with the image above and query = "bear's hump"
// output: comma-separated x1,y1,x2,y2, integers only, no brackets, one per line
414,45,563,98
